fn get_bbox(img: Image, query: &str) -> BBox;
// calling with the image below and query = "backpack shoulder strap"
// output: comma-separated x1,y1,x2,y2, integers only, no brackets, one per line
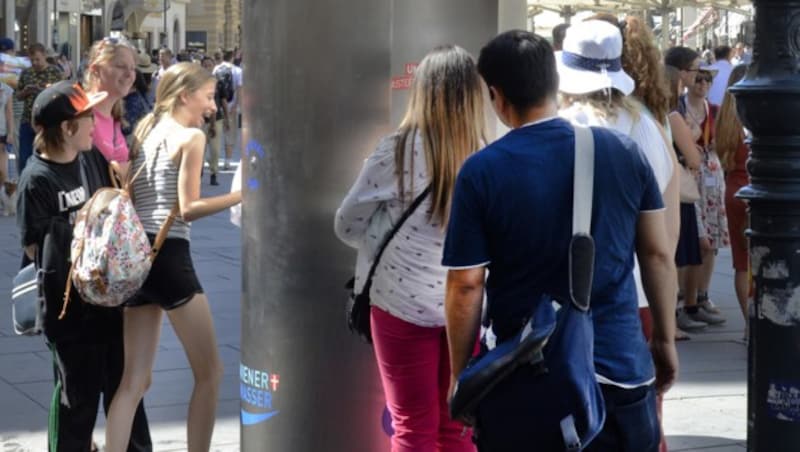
150,202,179,259
150,139,179,259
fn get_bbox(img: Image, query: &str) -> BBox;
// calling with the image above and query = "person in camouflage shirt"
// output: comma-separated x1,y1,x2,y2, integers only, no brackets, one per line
16,43,62,174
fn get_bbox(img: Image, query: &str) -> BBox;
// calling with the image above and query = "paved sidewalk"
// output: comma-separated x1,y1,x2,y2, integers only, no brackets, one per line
0,167,748,451
0,165,243,452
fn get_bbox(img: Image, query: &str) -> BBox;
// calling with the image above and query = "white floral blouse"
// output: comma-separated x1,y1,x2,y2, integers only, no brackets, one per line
334,131,449,327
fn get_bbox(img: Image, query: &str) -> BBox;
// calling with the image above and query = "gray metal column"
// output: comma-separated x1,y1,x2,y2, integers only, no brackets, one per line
390,0,499,124
240,1,497,450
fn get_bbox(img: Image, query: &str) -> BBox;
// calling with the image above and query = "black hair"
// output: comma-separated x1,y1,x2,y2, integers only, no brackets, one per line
552,24,570,51
664,46,700,71
714,45,732,61
28,42,46,56
223,50,234,62
478,30,558,114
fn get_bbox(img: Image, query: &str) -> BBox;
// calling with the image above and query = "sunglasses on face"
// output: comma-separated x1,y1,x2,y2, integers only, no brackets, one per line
695,75,712,84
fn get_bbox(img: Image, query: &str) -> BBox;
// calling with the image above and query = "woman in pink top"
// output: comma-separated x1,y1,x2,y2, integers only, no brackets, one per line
83,37,137,169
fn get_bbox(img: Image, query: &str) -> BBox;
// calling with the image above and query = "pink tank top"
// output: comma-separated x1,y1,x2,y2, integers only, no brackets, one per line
92,110,129,163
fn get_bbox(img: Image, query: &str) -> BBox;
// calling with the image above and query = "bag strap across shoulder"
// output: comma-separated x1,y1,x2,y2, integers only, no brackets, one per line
60,139,179,319
362,185,431,292
570,125,595,312
572,126,594,236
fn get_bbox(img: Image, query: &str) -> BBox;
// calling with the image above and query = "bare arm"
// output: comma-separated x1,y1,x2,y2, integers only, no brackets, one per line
5,96,14,147
662,159,680,253
177,130,241,222
654,121,681,253
445,267,485,381
668,112,703,170
636,210,679,394
24,244,36,260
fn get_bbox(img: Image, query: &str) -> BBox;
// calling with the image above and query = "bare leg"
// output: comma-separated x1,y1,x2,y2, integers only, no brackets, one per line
105,305,163,452
0,143,7,184
734,271,749,321
697,248,716,295
679,265,701,307
166,294,224,452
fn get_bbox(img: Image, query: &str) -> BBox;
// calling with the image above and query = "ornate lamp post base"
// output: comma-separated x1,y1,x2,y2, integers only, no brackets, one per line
732,1,800,450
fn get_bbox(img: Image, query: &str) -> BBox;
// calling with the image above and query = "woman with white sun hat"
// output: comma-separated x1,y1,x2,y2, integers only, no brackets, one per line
557,19,678,452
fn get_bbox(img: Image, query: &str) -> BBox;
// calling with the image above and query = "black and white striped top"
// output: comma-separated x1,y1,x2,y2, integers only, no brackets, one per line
131,117,190,240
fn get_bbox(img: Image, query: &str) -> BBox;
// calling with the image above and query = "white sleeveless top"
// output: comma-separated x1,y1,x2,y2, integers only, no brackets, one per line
131,116,190,240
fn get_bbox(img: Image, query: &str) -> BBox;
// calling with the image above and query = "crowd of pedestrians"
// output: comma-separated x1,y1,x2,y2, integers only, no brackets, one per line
7,35,243,452
336,14,750,452
3,11,751,452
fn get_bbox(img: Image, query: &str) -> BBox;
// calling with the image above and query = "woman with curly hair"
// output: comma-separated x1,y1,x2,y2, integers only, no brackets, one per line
588,14,682,338
584,15,687,452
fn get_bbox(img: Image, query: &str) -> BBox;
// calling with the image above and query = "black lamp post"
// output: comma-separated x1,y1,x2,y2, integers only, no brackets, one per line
731,1,800,450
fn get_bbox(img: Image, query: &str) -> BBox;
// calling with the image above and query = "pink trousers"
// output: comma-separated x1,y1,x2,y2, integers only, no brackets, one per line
370,306,475,452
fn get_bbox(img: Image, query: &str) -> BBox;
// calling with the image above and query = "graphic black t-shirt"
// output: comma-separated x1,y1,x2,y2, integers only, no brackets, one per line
17,153,86,249
17,152,121,343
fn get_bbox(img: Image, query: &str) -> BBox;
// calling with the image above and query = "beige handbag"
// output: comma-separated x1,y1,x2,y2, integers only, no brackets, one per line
656,114,701,203
678,166,701,203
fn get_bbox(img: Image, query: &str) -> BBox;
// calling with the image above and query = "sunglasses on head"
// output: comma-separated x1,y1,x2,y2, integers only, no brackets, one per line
696,74,713,83
98,36,131,51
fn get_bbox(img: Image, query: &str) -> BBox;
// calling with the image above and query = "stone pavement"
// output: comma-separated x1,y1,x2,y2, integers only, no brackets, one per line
0,163,242,452
0,163,748,451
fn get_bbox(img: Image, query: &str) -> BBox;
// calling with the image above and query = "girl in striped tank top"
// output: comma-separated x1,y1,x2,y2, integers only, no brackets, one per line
105,62,242,452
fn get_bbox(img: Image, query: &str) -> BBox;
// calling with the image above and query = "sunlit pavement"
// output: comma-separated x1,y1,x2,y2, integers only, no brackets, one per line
0,163,747,451
663,247,747,451
0,160,243,452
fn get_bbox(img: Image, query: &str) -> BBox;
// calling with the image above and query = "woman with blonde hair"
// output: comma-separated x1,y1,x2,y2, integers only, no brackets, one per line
715,64,749,323
104,62,242,452
335,45,486,452
82,37,137,179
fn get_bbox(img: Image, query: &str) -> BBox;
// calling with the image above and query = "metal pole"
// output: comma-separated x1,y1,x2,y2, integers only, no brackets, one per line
52,0,56,51
661,7,672,50
731,0,800,449
238,1,391,450
239,0,499,450
163,0,167,48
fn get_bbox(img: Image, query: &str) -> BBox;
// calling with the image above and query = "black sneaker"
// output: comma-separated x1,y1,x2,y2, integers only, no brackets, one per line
210,174,219,186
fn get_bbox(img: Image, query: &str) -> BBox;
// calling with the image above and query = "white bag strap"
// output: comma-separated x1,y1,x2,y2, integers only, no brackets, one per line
572,125,594,235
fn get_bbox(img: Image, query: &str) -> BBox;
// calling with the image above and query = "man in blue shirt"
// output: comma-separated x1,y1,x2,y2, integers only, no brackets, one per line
443,30,678,451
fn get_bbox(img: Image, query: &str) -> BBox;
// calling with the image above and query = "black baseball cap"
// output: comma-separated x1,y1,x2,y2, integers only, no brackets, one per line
32,81,107,128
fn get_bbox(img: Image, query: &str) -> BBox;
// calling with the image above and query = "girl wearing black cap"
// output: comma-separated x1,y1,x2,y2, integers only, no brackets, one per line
16,81,152,452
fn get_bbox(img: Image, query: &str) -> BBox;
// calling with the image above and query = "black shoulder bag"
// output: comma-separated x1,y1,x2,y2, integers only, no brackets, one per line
346,185,431,344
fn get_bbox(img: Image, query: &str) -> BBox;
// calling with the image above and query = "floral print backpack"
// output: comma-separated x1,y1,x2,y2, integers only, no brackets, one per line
60,143,177,317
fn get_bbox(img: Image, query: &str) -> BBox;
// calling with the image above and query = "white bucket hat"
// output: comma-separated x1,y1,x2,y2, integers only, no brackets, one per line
557,20,635,96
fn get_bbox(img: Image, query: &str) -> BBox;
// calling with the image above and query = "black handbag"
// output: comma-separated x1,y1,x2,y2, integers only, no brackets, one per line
449,125,606,451
346,185,431,343
11,260,45,336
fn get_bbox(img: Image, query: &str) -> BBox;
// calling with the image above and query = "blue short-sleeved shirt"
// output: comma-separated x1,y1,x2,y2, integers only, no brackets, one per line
442,118,664,386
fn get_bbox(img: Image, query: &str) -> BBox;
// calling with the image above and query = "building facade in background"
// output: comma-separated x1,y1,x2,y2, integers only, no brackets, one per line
185,0,241,54
0,0,203,69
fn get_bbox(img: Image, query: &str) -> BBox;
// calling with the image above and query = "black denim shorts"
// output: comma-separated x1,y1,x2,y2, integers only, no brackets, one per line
126,235,204,310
